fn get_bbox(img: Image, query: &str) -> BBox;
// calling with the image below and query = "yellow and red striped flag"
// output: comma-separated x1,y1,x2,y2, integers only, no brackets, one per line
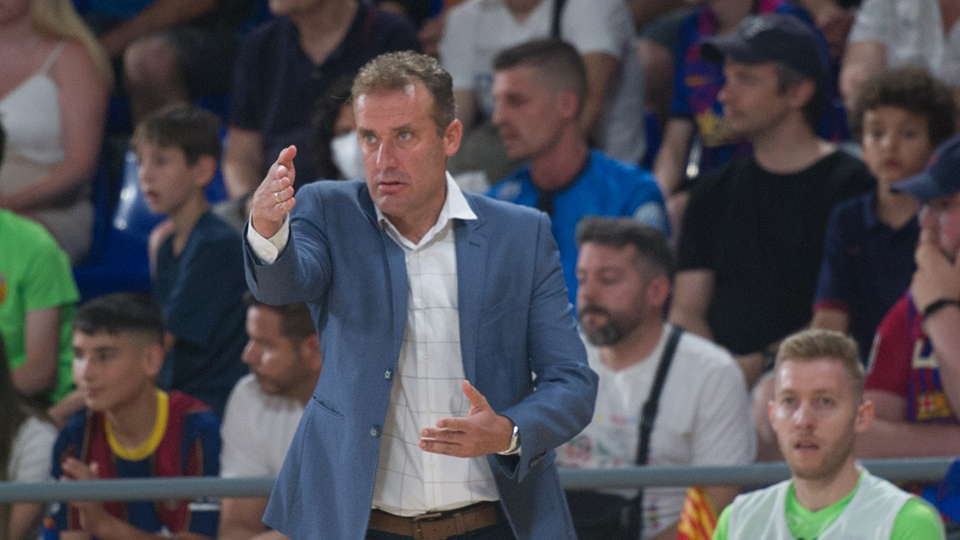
677,487,718,540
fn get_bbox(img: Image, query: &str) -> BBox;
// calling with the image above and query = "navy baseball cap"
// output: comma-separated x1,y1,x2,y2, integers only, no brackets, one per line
892,135,960,202
700,14,826,82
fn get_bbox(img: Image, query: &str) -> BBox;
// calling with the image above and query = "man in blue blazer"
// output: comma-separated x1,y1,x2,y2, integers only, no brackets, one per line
243,51,598,540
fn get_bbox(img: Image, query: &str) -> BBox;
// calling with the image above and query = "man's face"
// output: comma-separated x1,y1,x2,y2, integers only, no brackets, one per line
136,142,204,216
719,61,795,138
72,331,160,413
575,243,651,346
768,358,869,482
492,66,571,161
355,83,461,229
920,193,960,260
861,107,934,189
242,306,316,397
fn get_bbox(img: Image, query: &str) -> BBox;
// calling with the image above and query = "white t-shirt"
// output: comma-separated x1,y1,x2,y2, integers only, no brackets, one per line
439,0,646,163
848,0,960,86
556,324,757,538
9,415,57,482
220,374,305,478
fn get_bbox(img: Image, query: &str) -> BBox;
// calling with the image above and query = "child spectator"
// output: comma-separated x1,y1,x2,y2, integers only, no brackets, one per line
0,333,58,540
52,293,220,540
133,105,247,417
812,66,956,364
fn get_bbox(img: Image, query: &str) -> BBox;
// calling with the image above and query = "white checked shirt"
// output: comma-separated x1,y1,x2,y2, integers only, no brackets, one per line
246,174,500,516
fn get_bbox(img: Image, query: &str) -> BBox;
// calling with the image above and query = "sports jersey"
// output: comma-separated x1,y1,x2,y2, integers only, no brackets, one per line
867,294,957,424
51,390,221,537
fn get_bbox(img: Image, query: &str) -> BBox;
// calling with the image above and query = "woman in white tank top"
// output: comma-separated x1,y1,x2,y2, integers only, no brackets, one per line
0,0,112,263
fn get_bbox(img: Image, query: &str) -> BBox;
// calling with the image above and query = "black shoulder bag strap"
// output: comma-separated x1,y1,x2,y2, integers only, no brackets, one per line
551,0,567,39
626,325,684,539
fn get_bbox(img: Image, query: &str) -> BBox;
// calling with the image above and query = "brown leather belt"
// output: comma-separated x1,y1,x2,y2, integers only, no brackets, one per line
368,502,502,540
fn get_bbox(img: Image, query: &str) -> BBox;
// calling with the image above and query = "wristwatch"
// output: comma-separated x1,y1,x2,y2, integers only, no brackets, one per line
497,424,521,456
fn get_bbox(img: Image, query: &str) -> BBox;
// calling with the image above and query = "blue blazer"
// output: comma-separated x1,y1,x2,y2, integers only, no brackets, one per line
244,180,597,540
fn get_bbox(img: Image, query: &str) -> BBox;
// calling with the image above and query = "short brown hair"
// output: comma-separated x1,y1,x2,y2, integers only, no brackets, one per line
575,217,674,280
244,293,316,344
775,329,864,398
851,66,956,147
493,39,587,111
132,104,222,164
352,51,455,133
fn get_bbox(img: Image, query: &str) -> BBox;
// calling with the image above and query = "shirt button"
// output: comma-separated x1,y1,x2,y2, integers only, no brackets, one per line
384,369,393,380
370,426,381,438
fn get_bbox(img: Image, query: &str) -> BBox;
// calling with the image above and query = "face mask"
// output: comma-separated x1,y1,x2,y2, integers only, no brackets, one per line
330,131,365,180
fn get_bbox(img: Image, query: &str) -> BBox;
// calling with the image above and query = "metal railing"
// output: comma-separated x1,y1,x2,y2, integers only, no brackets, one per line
0,458,953,503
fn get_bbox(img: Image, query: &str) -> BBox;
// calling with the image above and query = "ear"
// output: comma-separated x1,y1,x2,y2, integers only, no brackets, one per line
853,398,875,434
767,399,777,427
142,342,166,380
557,90,580,122
786,79,816,111
191,155,218,188
443,118,463,158
645,276,671,309
299,334,322,374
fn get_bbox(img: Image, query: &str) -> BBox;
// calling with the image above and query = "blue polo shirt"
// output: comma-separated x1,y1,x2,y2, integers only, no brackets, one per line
488,150,668,306
814,192,918,363
230,5,419,188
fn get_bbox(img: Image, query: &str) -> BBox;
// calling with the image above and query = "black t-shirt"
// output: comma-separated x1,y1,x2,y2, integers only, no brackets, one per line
676,150,874,355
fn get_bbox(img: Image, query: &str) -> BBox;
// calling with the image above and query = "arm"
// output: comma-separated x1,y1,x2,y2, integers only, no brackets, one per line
909,228,960,416
224,127,266,200
652,118,695,197
11,307,60,397
1,43,108,213
854,390,960,458
669,270,715,340
47,390,86,428
99,0,218,58
579,52,619,139
838,40,886,111
10,504,46,540
219,498,289,540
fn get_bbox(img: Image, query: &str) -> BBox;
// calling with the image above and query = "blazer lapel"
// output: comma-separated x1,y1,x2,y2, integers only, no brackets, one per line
456,210,488,384
361,186,409,358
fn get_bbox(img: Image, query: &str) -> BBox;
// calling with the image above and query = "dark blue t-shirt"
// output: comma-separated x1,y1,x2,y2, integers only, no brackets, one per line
153,212,247,417
230,5,419,188
488,150,668,306
814,192,919,363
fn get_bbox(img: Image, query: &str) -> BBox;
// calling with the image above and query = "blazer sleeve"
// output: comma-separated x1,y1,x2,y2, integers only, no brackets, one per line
496,212,598,481
244,186,334,305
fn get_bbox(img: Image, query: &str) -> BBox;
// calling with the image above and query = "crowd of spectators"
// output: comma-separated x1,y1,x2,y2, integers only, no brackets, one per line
4,0,960,538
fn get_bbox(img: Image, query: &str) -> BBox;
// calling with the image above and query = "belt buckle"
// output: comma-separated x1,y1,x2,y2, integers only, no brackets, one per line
412,512,444,540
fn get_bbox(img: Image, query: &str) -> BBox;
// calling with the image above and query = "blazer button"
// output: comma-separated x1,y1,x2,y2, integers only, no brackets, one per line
384,369,393,380
370,426,381,438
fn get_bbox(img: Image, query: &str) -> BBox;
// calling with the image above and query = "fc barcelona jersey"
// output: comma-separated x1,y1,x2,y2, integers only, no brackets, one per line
51,390,221,536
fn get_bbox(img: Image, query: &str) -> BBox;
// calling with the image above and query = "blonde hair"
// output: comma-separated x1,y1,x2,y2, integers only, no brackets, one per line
30,0,114,88
775,329,865,398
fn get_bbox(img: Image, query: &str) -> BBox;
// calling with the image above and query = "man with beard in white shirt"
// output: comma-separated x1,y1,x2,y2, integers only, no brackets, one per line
558,217,755,540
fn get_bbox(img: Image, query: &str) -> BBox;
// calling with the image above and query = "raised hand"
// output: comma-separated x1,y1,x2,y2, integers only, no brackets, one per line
911,227,960,311
419,381,515,458
251,145,298,239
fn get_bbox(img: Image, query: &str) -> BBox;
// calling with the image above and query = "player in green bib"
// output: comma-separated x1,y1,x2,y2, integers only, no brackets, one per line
713,329,944,539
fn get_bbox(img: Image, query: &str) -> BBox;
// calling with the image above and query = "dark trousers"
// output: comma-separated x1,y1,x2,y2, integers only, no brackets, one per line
365,521,515,540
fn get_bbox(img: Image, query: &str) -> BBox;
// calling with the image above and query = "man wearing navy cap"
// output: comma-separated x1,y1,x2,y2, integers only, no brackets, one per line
858,135,960,466
669,14,873,391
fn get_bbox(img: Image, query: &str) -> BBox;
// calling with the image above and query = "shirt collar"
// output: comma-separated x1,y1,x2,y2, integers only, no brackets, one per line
375,172,477,245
